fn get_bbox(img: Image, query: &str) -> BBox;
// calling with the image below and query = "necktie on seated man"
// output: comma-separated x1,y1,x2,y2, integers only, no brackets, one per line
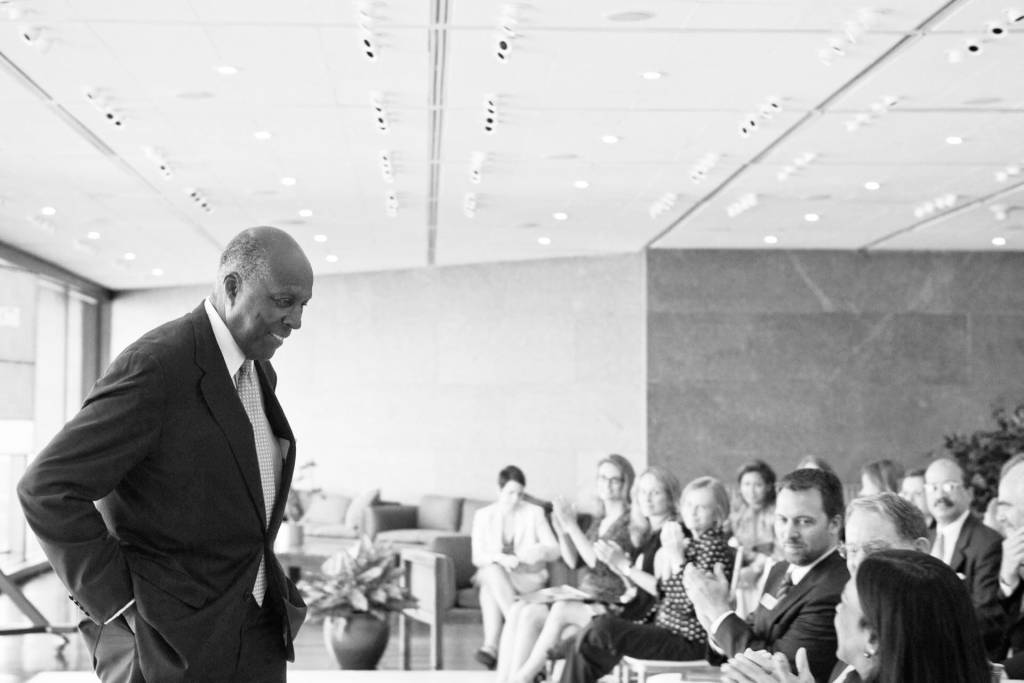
775,570,794,601
236,360,281,605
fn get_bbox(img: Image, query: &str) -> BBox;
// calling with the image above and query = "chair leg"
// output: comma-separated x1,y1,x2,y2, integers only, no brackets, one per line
399,612,411,670
430,615,443,670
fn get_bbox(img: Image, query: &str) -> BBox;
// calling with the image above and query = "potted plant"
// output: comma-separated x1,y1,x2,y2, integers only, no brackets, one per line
298,535,416,669
943,402,1024,519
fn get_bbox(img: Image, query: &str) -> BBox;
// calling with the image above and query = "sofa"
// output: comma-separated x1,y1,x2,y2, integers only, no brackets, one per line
297,488,391,541
367,494,577,610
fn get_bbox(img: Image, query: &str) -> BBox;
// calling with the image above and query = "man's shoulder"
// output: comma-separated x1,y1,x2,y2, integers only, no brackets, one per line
962,513,1002,550
807,551,849,592
116,305,204,364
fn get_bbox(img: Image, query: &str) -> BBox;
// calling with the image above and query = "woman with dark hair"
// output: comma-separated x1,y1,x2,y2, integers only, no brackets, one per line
472,466,560,669
728,460,778,616
497,454,639,683
720,550,991,683
858,459,904,497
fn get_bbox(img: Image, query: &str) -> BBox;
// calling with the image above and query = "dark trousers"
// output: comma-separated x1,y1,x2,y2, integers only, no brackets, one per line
558,614,706,683
85,595,285,682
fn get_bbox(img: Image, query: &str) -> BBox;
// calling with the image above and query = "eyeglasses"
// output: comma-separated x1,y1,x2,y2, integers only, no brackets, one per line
925,481,964,495
838,540,892,559
597,475,624,485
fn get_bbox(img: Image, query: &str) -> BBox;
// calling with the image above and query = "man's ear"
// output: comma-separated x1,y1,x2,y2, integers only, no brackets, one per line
223,273,241,305
829,514,844,538
913,536,931,554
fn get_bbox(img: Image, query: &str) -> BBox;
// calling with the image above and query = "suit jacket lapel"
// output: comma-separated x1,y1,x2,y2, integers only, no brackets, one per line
949,515,974,571
191,305,267,529
255,359,296,537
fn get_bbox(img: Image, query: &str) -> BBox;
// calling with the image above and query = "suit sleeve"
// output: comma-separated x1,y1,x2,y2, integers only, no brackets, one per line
970,532,1008,657
17,349,164,624
713,584,840,682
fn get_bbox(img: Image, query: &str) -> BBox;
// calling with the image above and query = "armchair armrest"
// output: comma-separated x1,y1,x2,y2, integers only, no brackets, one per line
365,504,418,538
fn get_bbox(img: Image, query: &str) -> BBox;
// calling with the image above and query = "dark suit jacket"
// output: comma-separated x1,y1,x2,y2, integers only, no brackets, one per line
18,303,307,681
713,550,849,683
947,513,1005,659
1001,582,1024,673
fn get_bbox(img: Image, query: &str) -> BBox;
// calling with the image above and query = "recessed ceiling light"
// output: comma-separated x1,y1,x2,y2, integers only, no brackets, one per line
313,234,327,243
86,231,101,240
326,254,339,263
573,180,590,189
253,130,272,141
992,236,1007,246
538,236,552,245
40,206,56,216
864,181,881,191
804,213,820,222
601,135,620,144
215,65,239,76
280,177,297,186
606,10,655,22
123,252,136,261
553,212,569,221
298,209,313,218
763,235,779,245
945,136,963,145
151,268,164,276
641,71,663,80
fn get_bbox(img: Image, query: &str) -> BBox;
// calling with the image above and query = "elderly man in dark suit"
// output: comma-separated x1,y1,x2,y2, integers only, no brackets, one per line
18,226,313,682
685,468,850,683
924,456,1005,659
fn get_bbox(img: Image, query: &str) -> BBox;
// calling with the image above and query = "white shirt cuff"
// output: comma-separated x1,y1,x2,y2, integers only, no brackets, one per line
1001,577,1019,598
104,599,136,624
707,611,736,654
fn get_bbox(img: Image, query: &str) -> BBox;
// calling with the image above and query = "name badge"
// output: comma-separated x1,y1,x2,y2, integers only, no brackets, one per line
759,594,779,610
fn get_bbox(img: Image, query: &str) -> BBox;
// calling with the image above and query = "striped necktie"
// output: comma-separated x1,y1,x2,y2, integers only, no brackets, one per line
236,360,281,605
775,570,794,601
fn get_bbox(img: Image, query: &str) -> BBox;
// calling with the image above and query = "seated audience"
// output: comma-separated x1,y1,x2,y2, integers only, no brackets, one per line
995,453,1024,676
472,465,560,669
555,476,734,683
729,460,779,616
924,456,1005,659
897,467,931,526
496,454,639,683
856,459,903,497
720,551,991,683
684,468,849,682
840,493,929,574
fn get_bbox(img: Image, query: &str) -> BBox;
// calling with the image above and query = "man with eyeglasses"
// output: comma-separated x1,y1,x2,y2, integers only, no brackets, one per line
841,493,930,574
995,453,1024,677
924,456,1004,660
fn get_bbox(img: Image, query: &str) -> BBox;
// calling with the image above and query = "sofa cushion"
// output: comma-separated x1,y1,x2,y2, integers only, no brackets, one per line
376,528,461,546
344,488,381,530
302,493,352,525
455,585,480,609
418,494,463,531
459,498,490,535
303,523,360,539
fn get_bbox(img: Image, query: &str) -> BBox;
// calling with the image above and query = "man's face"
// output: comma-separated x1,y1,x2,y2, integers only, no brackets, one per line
899,475,929,517
996,464,1024,533
223,244,313,360
924,460,971,525
775,487,839,566
843,508,921,574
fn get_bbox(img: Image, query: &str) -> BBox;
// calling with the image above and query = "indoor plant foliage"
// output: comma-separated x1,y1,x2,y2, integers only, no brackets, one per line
300,535,415,620
943,402,1024,515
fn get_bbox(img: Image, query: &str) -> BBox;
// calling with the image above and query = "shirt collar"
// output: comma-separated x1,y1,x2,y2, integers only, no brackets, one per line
204,298,247,383
789,545,838,585
938,508,971,542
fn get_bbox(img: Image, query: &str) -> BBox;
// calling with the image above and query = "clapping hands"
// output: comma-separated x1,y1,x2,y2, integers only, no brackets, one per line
720,647,814,683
